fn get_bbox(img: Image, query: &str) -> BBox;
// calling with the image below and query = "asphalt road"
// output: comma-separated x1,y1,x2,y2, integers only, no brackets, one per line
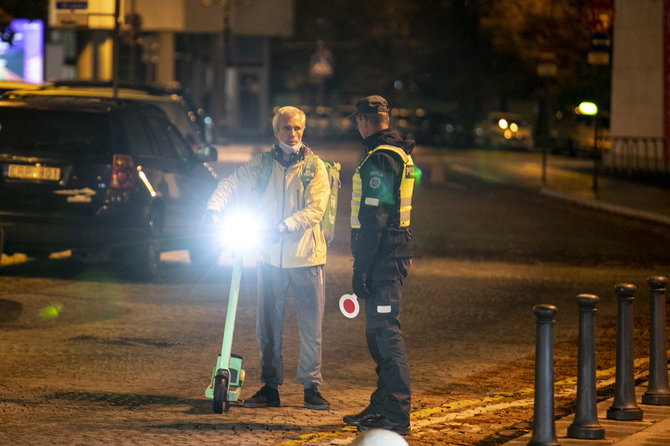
1,145,669,445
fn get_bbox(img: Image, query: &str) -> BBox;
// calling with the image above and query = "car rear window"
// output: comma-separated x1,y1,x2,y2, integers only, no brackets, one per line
0,108,113,153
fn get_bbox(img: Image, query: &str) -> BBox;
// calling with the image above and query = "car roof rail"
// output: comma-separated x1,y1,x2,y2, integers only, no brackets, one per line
49,79,183,97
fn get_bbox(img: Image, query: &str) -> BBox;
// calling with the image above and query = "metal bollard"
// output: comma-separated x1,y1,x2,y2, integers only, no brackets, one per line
528,304,559,446
606,283,643,421
567,294,605,439
642,276,670,405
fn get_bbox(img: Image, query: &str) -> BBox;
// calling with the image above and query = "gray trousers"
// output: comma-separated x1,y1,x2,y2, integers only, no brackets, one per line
256,262,325,388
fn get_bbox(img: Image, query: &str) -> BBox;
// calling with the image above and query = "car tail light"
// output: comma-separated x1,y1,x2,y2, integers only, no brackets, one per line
110,154,136,190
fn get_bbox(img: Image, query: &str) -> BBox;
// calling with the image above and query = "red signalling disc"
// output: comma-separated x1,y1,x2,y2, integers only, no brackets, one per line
339,293,360,318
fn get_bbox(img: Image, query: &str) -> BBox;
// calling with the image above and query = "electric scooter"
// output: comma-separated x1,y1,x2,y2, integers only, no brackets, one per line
204,253,246,413
204,209,262,413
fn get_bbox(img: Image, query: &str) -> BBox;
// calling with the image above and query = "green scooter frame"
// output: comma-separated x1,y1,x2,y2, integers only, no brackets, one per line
205,254,245,413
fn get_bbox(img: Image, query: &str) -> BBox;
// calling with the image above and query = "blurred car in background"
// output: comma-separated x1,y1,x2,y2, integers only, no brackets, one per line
0,91,220,280
393,107,432,144
393,108,471,147
549,109,611,157
298,104,357,140
296,104,471,147
473,111,534,150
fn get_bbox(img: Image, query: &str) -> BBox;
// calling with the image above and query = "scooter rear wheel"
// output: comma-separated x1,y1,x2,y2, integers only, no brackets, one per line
213,374,228,413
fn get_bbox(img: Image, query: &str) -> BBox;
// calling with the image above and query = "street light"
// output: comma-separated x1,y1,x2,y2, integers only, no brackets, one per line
578,102,598,116
578,102,600,194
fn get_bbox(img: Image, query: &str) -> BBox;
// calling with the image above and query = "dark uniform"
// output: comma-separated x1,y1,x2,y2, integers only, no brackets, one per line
351,127,415,428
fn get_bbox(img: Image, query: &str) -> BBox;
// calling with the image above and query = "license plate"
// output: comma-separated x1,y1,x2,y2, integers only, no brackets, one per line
4,164,61,181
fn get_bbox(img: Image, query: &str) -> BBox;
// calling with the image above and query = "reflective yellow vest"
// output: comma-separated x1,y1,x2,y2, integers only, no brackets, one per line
351,145,414,229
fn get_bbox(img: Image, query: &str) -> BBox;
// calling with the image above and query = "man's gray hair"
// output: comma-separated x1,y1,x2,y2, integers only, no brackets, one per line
272,106,306,133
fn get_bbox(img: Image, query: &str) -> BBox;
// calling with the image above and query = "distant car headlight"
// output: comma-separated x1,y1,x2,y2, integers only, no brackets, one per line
498,118,509,130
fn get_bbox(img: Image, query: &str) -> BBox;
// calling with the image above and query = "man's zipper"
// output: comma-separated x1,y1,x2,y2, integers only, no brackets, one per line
279,164,287,268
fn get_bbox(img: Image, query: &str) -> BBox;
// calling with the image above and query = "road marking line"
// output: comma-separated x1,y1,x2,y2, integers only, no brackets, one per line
276,426,357,446
411,356,650,421
413,397,535,428
277,356,653,445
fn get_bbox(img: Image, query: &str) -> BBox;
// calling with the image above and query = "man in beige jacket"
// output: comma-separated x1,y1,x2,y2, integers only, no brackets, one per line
205,106,331,410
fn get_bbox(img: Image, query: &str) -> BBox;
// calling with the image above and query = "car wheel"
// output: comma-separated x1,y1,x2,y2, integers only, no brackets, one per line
124,212,162,281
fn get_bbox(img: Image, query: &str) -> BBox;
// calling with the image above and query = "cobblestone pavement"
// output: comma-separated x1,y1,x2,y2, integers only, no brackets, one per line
0,255,366,446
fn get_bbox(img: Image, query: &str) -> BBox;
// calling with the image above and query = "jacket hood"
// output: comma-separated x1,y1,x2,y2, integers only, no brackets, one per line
362,128,414,155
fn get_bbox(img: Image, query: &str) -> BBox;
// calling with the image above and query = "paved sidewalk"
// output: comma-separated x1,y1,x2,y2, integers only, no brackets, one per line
437,150,670,227
504,380,670,445
538,161,670,227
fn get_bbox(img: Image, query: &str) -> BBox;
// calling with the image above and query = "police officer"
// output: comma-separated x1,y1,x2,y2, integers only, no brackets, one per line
343,96,415,435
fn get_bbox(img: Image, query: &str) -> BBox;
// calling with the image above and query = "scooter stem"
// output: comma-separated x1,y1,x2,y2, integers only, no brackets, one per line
220,254,243,369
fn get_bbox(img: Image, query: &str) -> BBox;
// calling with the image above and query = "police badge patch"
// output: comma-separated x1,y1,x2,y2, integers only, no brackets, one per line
369,177,381,189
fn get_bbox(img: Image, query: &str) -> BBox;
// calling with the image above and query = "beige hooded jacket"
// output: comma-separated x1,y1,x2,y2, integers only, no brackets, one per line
206,146,329,268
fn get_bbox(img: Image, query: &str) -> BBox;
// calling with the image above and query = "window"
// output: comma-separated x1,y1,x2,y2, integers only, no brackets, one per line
119,109,159,157
0,108,112,153
142,110,191,160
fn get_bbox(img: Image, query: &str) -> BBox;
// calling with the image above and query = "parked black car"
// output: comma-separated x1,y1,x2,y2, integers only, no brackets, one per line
0,93,220,280
6,80,215,154
51,80,214,145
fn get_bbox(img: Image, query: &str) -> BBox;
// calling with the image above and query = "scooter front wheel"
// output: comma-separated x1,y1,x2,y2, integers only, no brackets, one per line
213,374,228,413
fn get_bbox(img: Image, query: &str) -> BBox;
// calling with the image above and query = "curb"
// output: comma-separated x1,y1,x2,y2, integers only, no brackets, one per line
540,187,670,227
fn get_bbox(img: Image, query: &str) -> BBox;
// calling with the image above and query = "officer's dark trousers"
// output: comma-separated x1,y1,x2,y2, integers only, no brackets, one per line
364,257,411,425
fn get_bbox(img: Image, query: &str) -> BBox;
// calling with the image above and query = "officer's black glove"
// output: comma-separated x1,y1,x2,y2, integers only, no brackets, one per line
352,271,371,300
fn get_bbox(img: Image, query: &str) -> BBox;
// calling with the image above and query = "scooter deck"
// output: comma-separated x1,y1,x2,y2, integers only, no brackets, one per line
205,354,244,401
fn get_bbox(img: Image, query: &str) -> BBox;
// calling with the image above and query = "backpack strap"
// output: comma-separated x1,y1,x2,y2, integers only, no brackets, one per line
301,153,319,188
256,151,274,193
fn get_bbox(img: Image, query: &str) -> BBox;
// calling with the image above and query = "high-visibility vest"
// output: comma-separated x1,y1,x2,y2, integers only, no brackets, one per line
351,145,414,229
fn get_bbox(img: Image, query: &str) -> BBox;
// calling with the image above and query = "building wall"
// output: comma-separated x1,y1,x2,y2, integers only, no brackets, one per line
604,0,669,172
49,0,293,35
133,0,293,35
610,0,664,138
47,0,294,138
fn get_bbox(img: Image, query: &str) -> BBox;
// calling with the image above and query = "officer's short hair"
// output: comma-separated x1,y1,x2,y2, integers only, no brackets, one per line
359,112,390,127
272,106,306,133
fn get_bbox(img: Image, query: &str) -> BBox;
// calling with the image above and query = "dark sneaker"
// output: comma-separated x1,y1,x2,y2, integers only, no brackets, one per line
357,414,410,436
304,385,330,410
242,385,280,408
343,406,380,426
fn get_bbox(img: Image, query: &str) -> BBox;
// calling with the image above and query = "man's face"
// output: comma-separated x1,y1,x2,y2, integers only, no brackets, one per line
275,114,305,147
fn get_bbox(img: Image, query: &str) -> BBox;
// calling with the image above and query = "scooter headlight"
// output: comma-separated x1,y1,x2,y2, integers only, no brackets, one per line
218,208,264,253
